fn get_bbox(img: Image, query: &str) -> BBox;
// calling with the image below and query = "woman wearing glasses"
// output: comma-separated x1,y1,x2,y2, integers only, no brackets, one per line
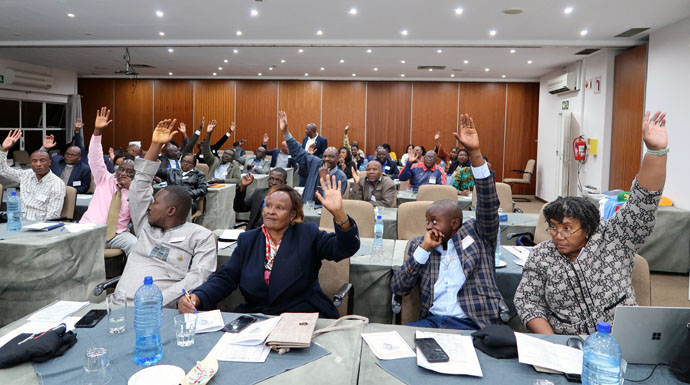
514,111,669,335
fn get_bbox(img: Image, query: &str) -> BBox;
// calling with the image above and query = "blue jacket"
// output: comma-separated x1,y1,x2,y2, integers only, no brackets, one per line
301,135,328,158
378,158,399,180
265,148,295,169
49,133,91,193
286,134,347,202
398,162,445,192
193,220,360,318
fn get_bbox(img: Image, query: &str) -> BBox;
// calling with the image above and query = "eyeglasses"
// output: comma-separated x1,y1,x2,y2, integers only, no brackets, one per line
548,226,583,239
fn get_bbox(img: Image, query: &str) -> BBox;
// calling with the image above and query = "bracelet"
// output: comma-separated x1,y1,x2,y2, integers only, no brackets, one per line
335,215,350,227
646,147,669,156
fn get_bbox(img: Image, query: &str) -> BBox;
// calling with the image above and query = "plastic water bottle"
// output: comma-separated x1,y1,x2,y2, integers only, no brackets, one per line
360,158,368,171
372,214,384,261
439,160,445,171
7,191,22,232
582,322,622,385
133,276,163,366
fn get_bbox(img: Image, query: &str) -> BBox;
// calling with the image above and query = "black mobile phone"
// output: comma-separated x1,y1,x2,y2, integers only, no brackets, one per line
75,309,107,328
414,337,450,363
222,315,257,333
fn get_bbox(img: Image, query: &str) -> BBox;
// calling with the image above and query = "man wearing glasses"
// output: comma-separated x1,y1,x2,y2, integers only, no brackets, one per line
156,153,208,213
79,107,136,255
233,168,288,230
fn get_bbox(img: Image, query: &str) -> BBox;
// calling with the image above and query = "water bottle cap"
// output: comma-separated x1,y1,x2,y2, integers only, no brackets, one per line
596,321,611,333
143,276,153,285
377,215,382,219
11,191,17,196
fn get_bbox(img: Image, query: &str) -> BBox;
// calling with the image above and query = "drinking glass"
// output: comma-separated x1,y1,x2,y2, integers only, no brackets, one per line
84,346,111,385
175,313,198,347
106,292,126,334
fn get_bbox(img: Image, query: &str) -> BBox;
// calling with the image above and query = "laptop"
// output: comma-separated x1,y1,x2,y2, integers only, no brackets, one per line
612,306,690,364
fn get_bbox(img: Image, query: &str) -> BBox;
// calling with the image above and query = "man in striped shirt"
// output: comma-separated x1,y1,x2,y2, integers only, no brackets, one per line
0,130,65,221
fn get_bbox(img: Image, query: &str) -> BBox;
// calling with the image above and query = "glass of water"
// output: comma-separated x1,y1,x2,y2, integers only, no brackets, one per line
106,292,126,334
84,346,111,385
174,313,198,347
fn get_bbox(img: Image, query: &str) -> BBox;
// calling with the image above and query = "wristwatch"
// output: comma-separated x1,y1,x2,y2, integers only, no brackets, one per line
646,147,669,156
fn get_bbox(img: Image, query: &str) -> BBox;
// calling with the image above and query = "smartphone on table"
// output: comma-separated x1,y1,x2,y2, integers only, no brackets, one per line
222,315,257,333
75,309,108,328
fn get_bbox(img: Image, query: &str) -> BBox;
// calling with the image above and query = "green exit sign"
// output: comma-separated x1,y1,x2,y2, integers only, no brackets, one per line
0,74,4,84
562,100,569,110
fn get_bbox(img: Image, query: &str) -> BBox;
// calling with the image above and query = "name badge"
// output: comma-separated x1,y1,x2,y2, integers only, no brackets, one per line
182,176,189,180
169,236,186,243
72,181,81,187
429,177,436,184
461,235,475,250
370,195,377,202
385,166,390,171
36,194,48,203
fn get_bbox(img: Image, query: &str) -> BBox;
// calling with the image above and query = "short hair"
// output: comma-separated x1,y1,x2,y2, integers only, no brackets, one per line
265,185,304,224
270,167,288,181
543,197,600,237
306,123,317,131
161,185,192,219
168,140,180,148
182,153,196,166
31,149,50,158
382,144,392,153
427,199,462,221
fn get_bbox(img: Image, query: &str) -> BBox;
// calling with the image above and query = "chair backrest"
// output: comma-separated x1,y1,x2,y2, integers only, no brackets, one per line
400,239,422,324
523,159,536,180
399,179,409,191
417,184,457,202
245,150,254,157
318,258,351,317
12,150,31,165
87,173,95,193
265,155,272,163
397,201,432,240
196,163,210,179
472,182,514,212
632,254,651,306
319,200,375,237
60,186,77,220
534,203,550,244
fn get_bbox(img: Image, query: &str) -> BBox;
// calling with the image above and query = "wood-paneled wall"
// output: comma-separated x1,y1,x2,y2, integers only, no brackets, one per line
78,78,540,193
610,44,647,190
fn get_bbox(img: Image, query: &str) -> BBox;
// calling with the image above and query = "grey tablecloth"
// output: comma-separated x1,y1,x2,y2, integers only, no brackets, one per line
303,205,398,239
0,304,363,385
195,184,236,230
362,323,676,385
0,223,107,327
397,190,473,210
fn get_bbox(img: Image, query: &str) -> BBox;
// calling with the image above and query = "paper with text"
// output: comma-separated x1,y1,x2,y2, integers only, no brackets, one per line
209,333,271,362
362,331,416,360
27,301,89,323
414,331,483,377
514,332,583,375
219,229,244,241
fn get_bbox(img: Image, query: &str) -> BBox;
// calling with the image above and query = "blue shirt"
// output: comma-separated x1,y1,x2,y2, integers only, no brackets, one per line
413,242,467,318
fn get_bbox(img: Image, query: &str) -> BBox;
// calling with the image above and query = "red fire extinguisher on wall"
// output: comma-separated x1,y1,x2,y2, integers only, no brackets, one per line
573,135,587,162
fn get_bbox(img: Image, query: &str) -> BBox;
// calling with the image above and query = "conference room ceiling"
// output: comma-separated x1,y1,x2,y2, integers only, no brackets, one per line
0,0,688,81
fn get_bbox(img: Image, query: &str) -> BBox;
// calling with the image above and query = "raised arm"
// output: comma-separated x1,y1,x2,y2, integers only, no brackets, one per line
278,111,316,168
73,119,87,163
636,110,668,191
343,124,351,150
0,130,26,182
212,122,234,151
88,108,113,184
314,174,359,259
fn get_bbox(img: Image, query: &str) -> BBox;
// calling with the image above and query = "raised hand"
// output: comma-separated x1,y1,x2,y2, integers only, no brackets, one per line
407,151,419,164
457,113,480,152
352,166,360,185
200,116,206,129
239,173,254,190
315,174,344,216
642,110,668,151
1,130,22,152
262,133,269,144
74,118,83,133
434,131,441,142
151,119,179,145
308,143,316,155
43,134,56,149
93,107,112,136
344,124,350,133
318,164,329,182
178,122,188,138
278,111,288,133
207,120,217,134
108,147,116,161
228,122,236,134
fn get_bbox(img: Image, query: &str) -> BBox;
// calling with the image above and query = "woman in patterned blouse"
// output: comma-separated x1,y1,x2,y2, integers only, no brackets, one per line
514,110,669,335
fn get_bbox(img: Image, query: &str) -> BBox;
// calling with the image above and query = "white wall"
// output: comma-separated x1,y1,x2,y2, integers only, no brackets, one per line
536,49,619,202
646,16,690,210
0,58,77,103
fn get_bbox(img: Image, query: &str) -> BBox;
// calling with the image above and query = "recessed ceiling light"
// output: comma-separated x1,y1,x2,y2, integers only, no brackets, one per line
400,74,405,77
349,8,357,15
224,59,228,63
450,74,455,78
463,60,469,64
218,67,223,70
250,9,258,17
298,48,304,53
339,59,345,63
428,68,433,72
84,32,92,36
280,59,286,63
527,60,533,64
67,13,75,18
168,72,173,76
455,8,463,15
510,49,516,54
489,30,497,36
304,73,309,76
320,67,325,71
258,72,262,76
155,10,164,17
485,68,490,72
352,73,356,77
168,48,174,53
212,72,217,76
159,31,165,36
366,49,372,53
316,30,323,36
236,30,243,36
269,67,273,71
400,60,406,64
400,29,408,36
502,74,506,78
437,49,443,54
564,7,574,14
580,29,588,36
233,49,239,54
373,67,378,71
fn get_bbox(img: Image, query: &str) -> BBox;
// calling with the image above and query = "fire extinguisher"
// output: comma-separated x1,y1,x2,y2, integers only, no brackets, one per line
573,136,587,162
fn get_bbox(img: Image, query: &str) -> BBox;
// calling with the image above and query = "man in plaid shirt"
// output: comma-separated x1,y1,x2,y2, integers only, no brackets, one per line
391,113,505,330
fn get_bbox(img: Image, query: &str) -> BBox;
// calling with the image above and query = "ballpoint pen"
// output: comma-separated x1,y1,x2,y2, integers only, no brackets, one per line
182,289,198,313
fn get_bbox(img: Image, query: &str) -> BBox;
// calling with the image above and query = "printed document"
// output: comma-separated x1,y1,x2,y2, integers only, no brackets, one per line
27,301,89,323
414,331,483,377
362,331,416,360
514,332,583,375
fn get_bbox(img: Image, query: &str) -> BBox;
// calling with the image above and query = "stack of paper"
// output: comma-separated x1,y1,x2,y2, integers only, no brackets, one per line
514,332,583,375
28,301,89,323
195,310,225,334
208,316,281,362
414,331,483,377
503,246,532,266
64,223,98,233
362,331,416,360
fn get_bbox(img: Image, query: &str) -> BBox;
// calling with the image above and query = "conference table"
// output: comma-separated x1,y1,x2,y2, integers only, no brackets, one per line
0,223,106,328
194,184,236,230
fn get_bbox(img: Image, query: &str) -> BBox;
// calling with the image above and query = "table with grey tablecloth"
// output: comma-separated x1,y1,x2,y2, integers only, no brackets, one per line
303,205,398,239
397,190,473,209
0,303,363,385
195,183,236,230
0,223,106,327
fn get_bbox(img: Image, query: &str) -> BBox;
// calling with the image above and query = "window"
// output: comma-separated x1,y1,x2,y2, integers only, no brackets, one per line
0,98,68,159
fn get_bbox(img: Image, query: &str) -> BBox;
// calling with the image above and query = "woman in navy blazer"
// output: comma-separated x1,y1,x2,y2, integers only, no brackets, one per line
179,175,360,318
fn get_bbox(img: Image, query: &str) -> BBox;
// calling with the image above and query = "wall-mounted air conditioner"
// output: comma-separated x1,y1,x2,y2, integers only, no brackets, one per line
2,68,54,89
547,71,577,94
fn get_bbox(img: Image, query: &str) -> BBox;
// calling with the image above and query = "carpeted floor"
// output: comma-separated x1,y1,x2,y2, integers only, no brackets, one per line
512,195,690,308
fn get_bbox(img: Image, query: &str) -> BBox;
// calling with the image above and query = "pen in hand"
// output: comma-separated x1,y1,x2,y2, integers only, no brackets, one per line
182,289,197,313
